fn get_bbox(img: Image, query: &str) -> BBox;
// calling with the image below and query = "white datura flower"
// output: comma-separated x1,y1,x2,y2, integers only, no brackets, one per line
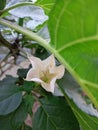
25,55,65,93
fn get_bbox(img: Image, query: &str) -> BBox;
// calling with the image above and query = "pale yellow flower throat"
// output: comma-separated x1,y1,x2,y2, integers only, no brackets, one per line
40,69,56,83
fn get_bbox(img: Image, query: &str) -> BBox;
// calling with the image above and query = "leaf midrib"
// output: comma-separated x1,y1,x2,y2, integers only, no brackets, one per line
40,104,61,130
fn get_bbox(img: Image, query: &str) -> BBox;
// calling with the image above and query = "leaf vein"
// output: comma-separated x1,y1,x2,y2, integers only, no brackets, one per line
73,108,93,130
57,35,98,52
54,0,72,49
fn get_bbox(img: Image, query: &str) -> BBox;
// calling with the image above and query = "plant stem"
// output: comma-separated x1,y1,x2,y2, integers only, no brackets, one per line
0,52,11,64
0,31,12,49
0,2,36,16
19,47,28,58
0,18,55,54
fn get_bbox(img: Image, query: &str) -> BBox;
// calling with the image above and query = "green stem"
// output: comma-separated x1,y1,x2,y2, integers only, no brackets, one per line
0,18,55,54
0,2,36,16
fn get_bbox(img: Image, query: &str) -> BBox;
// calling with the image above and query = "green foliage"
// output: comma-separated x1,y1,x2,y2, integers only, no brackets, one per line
0,76,22,115
32,95,79,130
17,68,35,93
36,0,56,14
0,102,28,130
71,101,98,130
23,94,34,115
0,0,6,10
34,45,50,60
17,125,32,130
48,0,98,107
11,103,28,129
0,0,98,129
17,67,30,78
58,71,98,130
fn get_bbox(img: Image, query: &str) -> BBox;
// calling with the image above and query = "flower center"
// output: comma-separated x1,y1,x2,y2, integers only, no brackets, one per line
40,69,56,83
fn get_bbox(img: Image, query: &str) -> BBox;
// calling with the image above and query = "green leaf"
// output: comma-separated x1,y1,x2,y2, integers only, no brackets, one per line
0,76,22,115
0,0,6,10
61,88,98,130
17,67,30,78
57,71,98,130
23,94,34,115
0,102,28,130
33,96,79,130
17,125,32,130
24,125,32,130
22,81,34,93
34,45,50,60
0,114,12,130
70,101,98,130
48,0,98,107
36,0,56,14
11,103,28,129
57,71,98,117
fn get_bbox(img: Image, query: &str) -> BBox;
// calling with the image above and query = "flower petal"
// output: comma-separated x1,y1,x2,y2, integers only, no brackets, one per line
30,78,43,83
27,55,42,69
55,65,65,79
42,55,55,70
25,68,40,81
41,78,56,93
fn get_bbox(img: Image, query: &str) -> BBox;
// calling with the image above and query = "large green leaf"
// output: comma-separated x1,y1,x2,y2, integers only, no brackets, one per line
48,0,98,107
71,101,98,130
0,102,28,130
0,76,22,115
64,93,98,130
32,96,79,130
57,71,98,130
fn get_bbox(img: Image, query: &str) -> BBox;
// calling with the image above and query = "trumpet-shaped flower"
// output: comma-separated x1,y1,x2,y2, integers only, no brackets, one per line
25,55,65,93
